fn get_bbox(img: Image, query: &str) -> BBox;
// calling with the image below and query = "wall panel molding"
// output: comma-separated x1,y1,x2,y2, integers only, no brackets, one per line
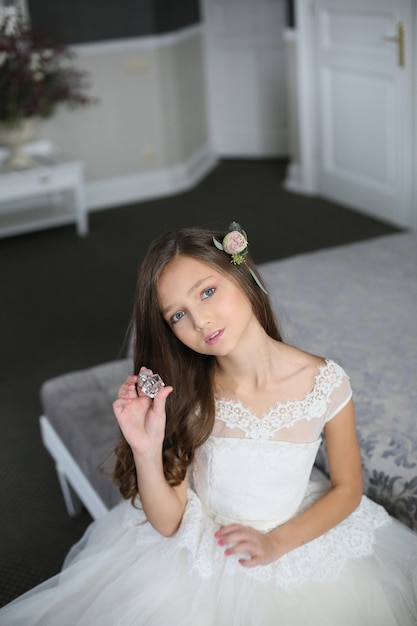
86,144,217,211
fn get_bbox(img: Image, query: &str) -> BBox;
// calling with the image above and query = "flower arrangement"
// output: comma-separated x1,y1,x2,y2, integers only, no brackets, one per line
213,221,249,265
0,8,96,127
213,221,268,294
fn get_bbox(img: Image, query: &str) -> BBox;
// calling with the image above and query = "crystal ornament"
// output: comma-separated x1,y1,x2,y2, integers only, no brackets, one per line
137,369,165,398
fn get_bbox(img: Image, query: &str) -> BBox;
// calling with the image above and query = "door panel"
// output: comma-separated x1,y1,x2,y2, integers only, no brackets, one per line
322,69,395,184
315,0,413,228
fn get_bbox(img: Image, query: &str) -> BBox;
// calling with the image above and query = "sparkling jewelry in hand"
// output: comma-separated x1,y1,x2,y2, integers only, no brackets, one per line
137,369,165,398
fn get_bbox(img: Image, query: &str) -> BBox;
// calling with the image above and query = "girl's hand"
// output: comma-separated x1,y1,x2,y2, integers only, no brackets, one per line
215,524,286,567
117,374,140,400
112,370,173,457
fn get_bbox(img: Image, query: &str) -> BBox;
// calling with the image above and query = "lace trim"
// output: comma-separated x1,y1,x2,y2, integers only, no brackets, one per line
119,358,389,592
126,489,392,590
215,359,346,440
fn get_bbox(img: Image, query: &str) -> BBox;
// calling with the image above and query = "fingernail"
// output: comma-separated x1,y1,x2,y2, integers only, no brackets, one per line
217,540,223,546
225,549,231,556
214,532,219,538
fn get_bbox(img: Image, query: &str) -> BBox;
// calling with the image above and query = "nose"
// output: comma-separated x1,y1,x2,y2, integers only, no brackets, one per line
191,309,210,331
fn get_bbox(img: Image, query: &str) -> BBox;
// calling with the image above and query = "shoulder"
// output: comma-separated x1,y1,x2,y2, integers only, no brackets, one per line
285,348,353,424
277,343,327,379
279,343,349,376
275,343,351,399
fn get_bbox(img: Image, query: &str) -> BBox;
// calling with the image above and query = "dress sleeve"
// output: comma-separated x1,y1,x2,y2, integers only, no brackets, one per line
324,367,353,424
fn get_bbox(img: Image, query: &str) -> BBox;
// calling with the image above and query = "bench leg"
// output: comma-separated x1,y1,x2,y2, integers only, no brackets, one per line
55,463,84,517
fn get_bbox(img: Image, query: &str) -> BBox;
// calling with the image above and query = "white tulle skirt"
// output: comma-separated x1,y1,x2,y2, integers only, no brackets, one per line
1,487,416,626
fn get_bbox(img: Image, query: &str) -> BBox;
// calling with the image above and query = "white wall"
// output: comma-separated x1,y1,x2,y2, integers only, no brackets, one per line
34,26,216,210
201,0,289,157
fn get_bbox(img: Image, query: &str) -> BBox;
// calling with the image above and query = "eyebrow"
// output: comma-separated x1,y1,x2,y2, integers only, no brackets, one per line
161,274,214,316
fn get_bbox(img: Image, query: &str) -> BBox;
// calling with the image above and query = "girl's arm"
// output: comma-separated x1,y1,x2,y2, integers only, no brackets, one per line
269,398,363,553
216,399,363,566
133,450,188,537
113,375,188,537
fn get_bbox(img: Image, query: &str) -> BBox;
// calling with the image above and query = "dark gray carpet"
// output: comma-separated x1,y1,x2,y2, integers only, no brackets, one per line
0,158,400,607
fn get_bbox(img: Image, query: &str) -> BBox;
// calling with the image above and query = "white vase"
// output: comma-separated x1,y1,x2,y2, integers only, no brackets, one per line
0,118,38,170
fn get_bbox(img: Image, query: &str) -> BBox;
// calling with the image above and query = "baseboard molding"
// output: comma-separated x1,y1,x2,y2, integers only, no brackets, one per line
86,144,218,211
283,161,316,196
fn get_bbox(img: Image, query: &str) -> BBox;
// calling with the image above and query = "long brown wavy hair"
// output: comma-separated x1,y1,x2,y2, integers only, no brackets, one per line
113,226,282,504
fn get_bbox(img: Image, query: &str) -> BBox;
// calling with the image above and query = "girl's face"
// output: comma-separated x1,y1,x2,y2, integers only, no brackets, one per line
157,255,255,356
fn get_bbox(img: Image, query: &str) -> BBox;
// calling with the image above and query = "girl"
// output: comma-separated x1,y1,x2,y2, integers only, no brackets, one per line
1,223,416,625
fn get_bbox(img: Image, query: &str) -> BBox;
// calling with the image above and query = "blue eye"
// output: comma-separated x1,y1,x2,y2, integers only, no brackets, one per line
171,310,185,324
203,287,215,299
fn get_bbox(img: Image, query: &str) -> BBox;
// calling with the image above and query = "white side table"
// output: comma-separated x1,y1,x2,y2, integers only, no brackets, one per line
0,160,88,238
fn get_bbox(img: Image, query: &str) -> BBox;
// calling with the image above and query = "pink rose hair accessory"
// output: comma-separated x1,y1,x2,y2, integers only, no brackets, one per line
213,221,268,294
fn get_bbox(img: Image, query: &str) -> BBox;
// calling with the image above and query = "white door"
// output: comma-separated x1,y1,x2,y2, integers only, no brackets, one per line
201,0,288,157
314,0,414,228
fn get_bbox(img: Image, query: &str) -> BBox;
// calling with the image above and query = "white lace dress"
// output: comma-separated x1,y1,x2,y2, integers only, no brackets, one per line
1,360,417,625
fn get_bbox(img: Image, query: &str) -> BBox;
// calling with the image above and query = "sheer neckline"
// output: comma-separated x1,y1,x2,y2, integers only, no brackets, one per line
215,358,333,421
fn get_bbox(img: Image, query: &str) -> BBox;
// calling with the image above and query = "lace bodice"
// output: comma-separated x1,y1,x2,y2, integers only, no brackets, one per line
193,360,352,529
212,359,352,443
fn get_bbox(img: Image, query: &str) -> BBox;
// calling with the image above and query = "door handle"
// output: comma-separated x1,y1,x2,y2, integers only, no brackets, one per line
384,22,405,67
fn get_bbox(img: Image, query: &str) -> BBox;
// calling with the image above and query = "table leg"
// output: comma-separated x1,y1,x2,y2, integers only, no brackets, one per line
73,182,88,236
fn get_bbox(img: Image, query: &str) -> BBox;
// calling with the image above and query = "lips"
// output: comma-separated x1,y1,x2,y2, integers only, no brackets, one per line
205,329,224,345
